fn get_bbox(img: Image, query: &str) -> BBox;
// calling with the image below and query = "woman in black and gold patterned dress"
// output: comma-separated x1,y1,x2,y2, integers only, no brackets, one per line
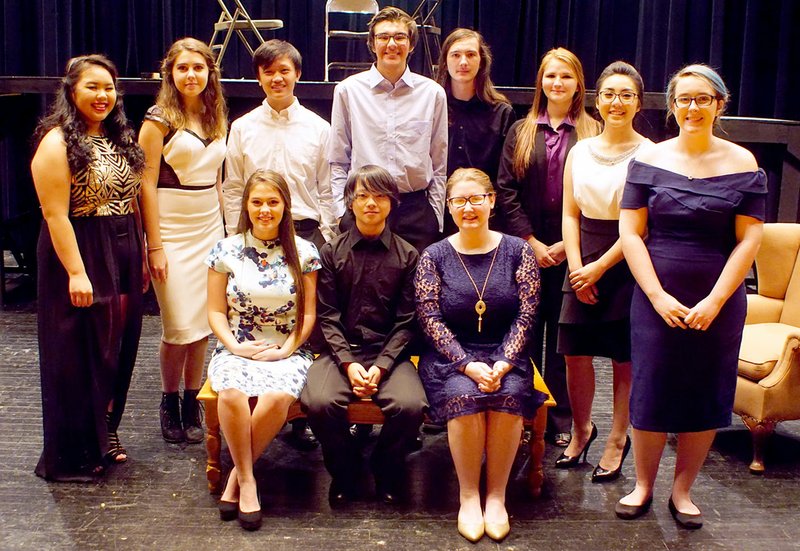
31,54,145,481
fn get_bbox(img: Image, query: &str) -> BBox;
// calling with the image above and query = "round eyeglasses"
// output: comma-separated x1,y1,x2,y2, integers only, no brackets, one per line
597,90,638,104
673,94,717,108
447,193,494,208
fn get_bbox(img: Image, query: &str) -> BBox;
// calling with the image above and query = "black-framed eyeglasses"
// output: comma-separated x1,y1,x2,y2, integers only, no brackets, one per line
673,94,717,108
447,193,495,208
597,90,638,104
375,33,409,44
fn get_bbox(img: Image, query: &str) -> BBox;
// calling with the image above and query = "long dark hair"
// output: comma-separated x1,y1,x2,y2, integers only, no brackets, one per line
156,37,228,140
33,54,144,176
237,170,307,339
436,28,509,106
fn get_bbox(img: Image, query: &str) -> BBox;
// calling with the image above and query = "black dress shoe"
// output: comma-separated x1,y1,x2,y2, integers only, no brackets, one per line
328,480,352,506
350,424,374,445
554,422,598,468
374,476,401,504
287,425,319,451
668,496,703,529
548,432,572,447
615,495,653,520
377,488,397,504
591,435,631,483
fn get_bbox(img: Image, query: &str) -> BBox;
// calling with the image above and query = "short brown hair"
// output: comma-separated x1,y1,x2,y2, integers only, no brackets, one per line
367,7,418,53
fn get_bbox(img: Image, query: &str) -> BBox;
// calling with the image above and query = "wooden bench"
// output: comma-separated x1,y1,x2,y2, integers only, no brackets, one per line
197,359,556,497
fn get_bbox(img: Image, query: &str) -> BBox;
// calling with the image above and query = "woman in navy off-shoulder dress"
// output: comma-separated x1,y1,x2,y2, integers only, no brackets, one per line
616,64,765,528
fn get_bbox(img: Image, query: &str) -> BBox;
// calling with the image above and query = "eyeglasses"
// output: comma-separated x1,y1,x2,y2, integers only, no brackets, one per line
597,90,638,104
375,33,409,44
447,193,494,208
673,94,717,108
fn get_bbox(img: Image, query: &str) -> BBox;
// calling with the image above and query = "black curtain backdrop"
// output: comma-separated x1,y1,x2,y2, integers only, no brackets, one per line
1,0,798,120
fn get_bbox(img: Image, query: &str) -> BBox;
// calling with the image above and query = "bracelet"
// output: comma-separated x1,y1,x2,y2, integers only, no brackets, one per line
147,246,164,252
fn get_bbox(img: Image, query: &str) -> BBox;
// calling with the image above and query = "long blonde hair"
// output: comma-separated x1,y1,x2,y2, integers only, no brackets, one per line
512,47,600,179
155,37,227,140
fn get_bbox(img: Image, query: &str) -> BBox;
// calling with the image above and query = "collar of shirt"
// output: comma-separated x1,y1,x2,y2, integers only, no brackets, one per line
367,63,415,91
345,224,393,251
449,94,486,112
535,110,576,131
262,97,299,122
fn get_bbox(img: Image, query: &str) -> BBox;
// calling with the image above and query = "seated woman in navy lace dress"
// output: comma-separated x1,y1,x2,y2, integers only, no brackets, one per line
415,168,546,543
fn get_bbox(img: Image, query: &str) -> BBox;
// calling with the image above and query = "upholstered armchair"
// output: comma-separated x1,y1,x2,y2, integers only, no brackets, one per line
735,223,800,473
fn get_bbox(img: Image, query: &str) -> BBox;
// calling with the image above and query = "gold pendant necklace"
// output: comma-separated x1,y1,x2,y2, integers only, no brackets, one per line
455,243,500,333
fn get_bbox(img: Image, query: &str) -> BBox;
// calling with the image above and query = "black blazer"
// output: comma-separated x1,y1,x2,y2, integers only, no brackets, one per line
495,119,578,244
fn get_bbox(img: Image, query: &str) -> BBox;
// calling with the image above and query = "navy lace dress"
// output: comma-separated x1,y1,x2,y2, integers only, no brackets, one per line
621,160,766,432
415,235,547,423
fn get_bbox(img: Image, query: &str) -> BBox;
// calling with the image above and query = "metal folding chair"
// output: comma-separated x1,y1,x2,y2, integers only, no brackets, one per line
209,0,283,68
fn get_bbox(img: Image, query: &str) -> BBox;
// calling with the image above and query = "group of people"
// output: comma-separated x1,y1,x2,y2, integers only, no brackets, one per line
30,5,766,543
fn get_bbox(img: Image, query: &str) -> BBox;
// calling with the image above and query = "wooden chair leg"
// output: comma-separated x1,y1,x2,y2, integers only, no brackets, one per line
204,396,222,494
742,415,777,474
527,404,550,497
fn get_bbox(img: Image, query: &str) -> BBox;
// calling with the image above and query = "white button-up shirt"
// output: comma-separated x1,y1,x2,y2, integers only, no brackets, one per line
328,65,448,229
223,98,335,239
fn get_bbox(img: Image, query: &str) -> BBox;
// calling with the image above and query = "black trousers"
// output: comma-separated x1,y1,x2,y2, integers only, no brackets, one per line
340,189,440,253
533,261,573,435
301,352,427,488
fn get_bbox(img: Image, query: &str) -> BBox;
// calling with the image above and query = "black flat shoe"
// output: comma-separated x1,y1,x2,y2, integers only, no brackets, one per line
591,435,632,483
668,496,703,529
554,422,597,469
615,495,653,520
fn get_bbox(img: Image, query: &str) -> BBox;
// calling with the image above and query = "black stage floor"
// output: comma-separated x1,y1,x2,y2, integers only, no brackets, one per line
2,306,800,550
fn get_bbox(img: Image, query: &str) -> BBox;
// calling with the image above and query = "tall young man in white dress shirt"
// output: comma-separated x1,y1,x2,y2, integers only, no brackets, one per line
223,40,336,249
222,39,333,450
328,6,448,253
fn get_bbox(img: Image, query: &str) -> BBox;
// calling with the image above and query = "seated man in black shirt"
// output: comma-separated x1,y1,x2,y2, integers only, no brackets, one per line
302,165,427,505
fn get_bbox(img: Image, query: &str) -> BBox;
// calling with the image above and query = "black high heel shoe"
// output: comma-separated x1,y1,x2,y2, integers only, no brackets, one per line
554,422,597,469
238,488,262,531
591,435,631,483
218,470,239,522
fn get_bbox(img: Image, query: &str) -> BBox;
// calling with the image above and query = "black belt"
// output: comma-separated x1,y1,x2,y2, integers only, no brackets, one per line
157,182,216,191
293,219,320,231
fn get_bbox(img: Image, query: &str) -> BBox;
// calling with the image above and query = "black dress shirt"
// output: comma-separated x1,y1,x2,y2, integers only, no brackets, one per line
446,95,516,179
317,225,419,372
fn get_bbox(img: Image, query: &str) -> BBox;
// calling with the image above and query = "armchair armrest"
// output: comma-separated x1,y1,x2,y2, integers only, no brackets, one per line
758,333,800,389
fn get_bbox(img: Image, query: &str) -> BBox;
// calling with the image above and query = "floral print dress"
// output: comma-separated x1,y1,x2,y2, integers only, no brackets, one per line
205,231,321,398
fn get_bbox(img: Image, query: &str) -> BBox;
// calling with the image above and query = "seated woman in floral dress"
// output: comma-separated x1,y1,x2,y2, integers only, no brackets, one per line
206,170,320,531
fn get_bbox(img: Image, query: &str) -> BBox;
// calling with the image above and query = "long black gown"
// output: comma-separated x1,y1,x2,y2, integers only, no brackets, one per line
414,235,547,423
621,160,766,432
35,135,143,481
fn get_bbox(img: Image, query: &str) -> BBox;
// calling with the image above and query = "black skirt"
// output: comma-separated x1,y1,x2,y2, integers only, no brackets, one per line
557,216,633,361
35,215,143,481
